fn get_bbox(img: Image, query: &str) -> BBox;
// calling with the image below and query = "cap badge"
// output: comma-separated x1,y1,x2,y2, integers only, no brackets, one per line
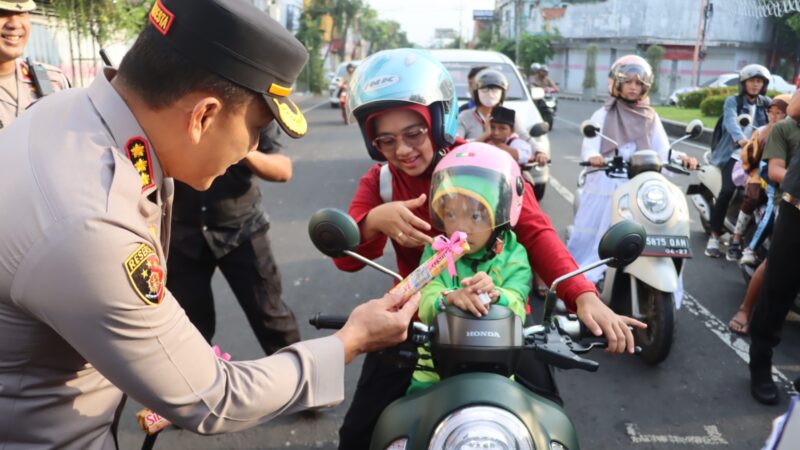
124,243,165,306
149,0,175,36
126,137,156,192
272,98,308,137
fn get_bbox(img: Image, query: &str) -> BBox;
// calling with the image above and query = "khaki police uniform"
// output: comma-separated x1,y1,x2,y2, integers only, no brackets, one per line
0,1,337,448
0,59,70,129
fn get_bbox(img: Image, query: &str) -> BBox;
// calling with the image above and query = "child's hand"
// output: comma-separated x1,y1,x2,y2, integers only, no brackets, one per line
446,288,489,317
462,272,496,296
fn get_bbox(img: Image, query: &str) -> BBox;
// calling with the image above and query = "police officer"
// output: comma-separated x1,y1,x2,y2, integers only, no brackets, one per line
0,0,69,129
168,121,301,356
0,0,418,448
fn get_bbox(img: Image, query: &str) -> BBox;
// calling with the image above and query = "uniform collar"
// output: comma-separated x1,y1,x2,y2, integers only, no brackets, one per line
87,68,164,197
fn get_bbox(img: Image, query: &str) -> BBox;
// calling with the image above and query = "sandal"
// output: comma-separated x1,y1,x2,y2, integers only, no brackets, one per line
728,310,749,335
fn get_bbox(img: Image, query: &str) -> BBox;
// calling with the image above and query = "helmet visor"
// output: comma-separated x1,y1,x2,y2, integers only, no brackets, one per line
612,64,653,87
430,165,513,234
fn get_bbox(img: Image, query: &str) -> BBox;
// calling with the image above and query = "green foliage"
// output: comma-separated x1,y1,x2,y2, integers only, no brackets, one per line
699,94,727,117
772,12,800,79
362,18,412,54
644,44,665,95
583,44,598,90
295,13,327,93
50,0,150,47
678,86,781,109
494,33,555,73
475,25,496,50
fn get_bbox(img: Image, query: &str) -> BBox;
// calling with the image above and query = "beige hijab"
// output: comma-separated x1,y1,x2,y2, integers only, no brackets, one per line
600,97,657,155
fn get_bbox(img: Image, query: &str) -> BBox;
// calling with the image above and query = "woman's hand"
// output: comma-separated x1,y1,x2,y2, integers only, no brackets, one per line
588,155,606,167
446,288,490,317
680,155,698,170
363,194,433,248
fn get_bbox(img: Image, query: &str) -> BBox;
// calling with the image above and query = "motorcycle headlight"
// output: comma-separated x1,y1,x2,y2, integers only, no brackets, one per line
428,406,533,450
385,438,408,450
636,180,673,224
617,194,633,220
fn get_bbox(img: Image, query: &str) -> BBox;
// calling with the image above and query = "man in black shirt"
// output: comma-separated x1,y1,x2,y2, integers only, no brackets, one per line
748,92,800,404
167,122,300,355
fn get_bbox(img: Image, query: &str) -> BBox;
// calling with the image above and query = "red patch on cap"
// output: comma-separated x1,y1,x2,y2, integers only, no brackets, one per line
149,0,175,36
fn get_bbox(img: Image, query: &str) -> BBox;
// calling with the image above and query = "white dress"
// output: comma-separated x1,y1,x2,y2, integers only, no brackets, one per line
566,107,685,308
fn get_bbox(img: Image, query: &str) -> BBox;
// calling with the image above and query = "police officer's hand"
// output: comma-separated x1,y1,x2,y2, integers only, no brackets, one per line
336,293,421,363
364,194,433,248
575,292,646,354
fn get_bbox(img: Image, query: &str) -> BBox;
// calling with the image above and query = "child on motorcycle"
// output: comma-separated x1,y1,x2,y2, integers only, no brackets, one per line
566,55,696,291
487,105,533,163
409,144,531,394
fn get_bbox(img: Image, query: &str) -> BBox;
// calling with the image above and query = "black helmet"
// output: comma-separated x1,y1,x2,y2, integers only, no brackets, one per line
473,69,508,105
739,64,770,96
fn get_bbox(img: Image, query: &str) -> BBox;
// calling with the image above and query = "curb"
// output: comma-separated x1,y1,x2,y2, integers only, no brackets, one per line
661,118,713,147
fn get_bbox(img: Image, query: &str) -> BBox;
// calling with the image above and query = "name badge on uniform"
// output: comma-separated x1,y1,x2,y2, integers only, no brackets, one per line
124,243,165,305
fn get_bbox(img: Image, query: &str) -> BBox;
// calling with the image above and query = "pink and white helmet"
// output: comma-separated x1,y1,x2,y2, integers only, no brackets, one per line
608,55,654,99
430,143,524,231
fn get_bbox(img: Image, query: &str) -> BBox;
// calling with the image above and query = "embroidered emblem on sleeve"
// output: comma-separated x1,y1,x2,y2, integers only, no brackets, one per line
125,137,156,192
124,244,165,305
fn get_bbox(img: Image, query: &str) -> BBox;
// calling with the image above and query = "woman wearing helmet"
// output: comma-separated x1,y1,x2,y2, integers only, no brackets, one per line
705,64,772,260
567,55,696,291
456,68,548,166
409,143,531,394
334,48,645,450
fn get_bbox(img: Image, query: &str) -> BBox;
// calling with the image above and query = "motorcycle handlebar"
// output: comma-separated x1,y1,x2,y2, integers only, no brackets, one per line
309,313,348,330
579,161,593,167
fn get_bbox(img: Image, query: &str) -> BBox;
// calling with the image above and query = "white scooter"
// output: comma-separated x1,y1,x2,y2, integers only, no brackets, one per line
574,119,704,364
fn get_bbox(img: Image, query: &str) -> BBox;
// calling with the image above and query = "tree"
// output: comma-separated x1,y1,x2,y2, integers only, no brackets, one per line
494,33,555,74
49,0,150,48
645,44,666,96
583,44,598,91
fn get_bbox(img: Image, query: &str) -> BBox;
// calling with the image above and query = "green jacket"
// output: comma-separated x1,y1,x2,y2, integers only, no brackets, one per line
409,229,531,394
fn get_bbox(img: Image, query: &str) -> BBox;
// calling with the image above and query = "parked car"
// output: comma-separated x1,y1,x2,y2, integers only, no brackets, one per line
668,72,796,105
328,60,361,108
428,49,552,198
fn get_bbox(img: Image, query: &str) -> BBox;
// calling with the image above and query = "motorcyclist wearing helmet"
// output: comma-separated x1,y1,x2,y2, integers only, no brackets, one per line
458,65,488,113
531,63,557,90
333,48,645,450
705,64,772,259
456,68,548,166
567,55,696,293
409,144,531,394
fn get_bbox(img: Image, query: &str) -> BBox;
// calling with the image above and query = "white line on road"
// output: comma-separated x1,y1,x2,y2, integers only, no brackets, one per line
548,176,575,206
626,423,728,445
302,99,330,114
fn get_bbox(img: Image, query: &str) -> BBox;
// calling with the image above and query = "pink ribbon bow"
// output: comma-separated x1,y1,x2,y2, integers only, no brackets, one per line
432,231,468,279
212,345,231,361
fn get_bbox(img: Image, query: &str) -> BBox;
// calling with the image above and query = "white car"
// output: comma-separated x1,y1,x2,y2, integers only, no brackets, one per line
328,60,360,108
668,73,796,105
428,49,551,198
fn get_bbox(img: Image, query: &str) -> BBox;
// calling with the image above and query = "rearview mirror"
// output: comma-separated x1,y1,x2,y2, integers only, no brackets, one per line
597,220,646,268
685,119,704,139
580,120,600,138
736,113,752,129
530,122,550,137
308,208,361,258
530,86,545,101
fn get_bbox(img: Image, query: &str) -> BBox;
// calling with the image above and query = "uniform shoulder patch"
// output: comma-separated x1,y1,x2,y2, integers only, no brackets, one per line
124,244,165,305
125,137,156,192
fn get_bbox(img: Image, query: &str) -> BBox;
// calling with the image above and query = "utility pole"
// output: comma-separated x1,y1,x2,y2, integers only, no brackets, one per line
515,0,522,65
691,0,713,87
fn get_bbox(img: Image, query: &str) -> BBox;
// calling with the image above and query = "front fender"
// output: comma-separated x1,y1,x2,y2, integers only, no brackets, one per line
623,257,679,293
370,372,579,450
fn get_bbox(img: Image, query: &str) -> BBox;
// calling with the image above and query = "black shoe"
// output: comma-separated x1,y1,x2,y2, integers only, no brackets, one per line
726,241,743,262
751,375,780,405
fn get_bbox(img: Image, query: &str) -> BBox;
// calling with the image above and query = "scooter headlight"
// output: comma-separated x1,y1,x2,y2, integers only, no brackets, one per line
618,194,633,220
636,179,673,224
428,406,533,450
384,438,408,450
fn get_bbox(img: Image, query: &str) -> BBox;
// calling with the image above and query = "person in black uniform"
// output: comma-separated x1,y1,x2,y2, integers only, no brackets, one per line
167,121,300,355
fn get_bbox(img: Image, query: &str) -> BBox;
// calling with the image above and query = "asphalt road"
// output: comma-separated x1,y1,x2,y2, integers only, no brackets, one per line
117,97,800,450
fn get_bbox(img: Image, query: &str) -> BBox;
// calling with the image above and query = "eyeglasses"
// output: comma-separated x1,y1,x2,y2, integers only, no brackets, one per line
372,126,429,153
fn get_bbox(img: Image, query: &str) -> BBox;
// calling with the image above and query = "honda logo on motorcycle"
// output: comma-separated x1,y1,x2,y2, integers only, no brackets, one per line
466,330,501,338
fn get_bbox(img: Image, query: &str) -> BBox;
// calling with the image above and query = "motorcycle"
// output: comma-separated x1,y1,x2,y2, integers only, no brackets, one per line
569,119,704,364
307,207,647,450
339,84,349,125
523,122,551,200
686,114,754,236
531,86,558,131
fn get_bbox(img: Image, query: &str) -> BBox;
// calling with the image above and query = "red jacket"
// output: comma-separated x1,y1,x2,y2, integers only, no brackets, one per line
333,155,596,310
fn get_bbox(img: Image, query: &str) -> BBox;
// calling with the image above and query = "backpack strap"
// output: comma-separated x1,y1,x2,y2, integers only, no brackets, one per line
379,163,392,203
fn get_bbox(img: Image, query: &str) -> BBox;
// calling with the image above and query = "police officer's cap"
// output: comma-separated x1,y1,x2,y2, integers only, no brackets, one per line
147,0,310,138
0,0,36,12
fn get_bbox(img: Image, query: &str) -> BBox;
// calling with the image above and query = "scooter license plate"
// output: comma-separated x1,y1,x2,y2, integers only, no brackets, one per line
641,235,692,258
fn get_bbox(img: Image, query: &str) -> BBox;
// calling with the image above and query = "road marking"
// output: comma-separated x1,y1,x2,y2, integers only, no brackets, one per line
302,99,330,114
548,176,575,206
626,423,728,445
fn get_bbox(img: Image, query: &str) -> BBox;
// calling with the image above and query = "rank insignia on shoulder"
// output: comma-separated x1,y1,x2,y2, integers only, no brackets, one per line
126,137,156,192
124,243,165,306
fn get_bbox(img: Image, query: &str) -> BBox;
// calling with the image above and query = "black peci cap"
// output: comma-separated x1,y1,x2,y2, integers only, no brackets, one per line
490,106,516,127
147,0,310,138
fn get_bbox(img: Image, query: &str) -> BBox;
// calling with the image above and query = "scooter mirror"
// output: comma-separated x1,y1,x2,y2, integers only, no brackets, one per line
736,113,752,129
685,119,704,139
530,86,545,101
598,220,646,268
530,122,550,137
308,208,361,258
580,120,600,138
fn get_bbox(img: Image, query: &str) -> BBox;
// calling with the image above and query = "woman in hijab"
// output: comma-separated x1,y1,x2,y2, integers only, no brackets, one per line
566,55,696,286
